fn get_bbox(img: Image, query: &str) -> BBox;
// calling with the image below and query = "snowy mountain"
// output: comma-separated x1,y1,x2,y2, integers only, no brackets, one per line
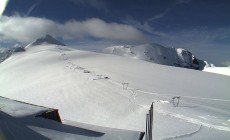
26,34,65,47
0,45,25,63
0,36,229,139
0,37,230,139
0,35,65,63
103,44,213,70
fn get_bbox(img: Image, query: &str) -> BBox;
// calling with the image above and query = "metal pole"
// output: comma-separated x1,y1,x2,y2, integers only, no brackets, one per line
146,114,149,140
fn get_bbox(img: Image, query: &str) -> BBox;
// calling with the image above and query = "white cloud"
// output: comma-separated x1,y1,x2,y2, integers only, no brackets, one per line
123,17,169,38
0,15,148,43
124,17,155,34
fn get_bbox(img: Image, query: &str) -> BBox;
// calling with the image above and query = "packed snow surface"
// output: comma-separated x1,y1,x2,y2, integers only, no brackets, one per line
0,43,230,139
203,67,230,76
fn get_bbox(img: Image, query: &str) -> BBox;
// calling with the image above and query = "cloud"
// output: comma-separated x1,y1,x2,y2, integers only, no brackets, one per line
149,28,230,66
148,0,190,22
0,15,148,43
159,28,230,46
124,16,230,47
68,0,108,11
26,1,41,16
124,17,155,34
123,17,230,66
124,0,192,39
123,17,170,39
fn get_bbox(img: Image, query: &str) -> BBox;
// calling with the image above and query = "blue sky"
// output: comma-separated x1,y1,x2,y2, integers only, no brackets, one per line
1,0,230,66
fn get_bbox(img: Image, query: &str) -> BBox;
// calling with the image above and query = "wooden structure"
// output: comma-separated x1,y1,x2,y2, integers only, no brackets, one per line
36,109,62,123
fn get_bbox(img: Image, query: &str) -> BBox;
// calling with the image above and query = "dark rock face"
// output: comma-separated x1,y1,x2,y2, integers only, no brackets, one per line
28,34,65,47
176,49,199,70
12,46,25,52
175,49,207,70
0,46,25,63
1,35,65,63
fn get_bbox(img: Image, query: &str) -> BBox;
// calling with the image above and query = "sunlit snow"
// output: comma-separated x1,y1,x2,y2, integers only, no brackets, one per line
0,36,229,139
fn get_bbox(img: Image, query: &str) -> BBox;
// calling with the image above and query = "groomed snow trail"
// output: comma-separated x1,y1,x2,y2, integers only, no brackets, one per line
56,45,230,139
161,125,202,140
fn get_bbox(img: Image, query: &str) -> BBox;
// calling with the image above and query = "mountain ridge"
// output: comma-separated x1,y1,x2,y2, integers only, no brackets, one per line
103,44,213,70
26,34,65,48
1,35,213,70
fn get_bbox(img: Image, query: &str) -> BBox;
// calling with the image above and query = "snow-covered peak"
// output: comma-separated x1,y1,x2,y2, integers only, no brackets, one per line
103,43,213,70
26,34,65,48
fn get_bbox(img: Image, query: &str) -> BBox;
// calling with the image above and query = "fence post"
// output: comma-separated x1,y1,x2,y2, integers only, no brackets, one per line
146,114,149,140
145,102,154,140
122,83,129,90
150,103,153,140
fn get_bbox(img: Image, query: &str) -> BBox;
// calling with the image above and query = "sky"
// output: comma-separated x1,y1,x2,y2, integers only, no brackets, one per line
0,0,230,66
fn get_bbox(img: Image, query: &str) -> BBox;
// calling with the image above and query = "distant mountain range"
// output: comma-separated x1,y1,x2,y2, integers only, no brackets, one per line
1,34,213,70
103,44,213,70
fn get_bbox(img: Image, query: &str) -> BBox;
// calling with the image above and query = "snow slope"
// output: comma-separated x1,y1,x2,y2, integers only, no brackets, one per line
0,46,25,63
103,44,213,70
203,67,230,76
0,42,230,139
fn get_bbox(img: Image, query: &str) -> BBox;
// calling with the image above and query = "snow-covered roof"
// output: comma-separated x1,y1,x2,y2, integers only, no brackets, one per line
0,96,144,140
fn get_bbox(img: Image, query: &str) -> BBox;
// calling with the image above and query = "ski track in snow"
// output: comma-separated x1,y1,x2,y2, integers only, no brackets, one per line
156,109,230,132
160,125,203,140
58,46,105,81
137,90,230,102
57,46,146,116
56,46,230,136
57,46,143,106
